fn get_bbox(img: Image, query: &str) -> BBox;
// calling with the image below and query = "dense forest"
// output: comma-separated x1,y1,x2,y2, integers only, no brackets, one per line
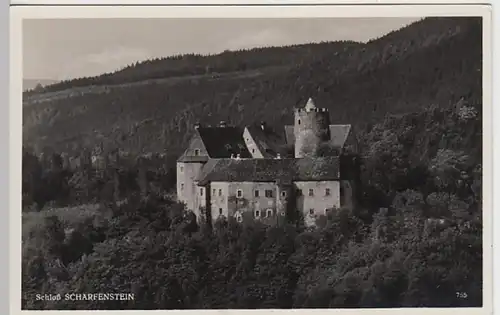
21,17,483,310
23,17,481,157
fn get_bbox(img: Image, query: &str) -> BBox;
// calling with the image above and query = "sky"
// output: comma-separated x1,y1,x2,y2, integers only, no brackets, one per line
23,17,421,81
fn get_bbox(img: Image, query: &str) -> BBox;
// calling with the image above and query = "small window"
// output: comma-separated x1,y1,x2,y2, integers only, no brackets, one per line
219,208,223,215
298,119,301,125
265,190,273,198
180,183,184,190
280,211,286,216
218,189,222,196
200,188,204,196
194,149,200,156
236,215,243,223
281,191,287,197
251,148,255,154
325,188,331,196
212,189,216,196
254,190,260,197
237,189,243,198
309,189,314,197
180,166,184,172
296,189,303,196
267,209,273,217
309,208,314,215
255,210,260,217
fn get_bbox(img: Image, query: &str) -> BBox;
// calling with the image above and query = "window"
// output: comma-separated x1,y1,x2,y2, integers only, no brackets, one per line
267,209,273,217
219,208,223,215
298,119,301,125
212,189,216,196
309,208,315,215
237,189,243,198
180,183,184,191
265,190,273,198
325,208,330,215
251,148,255,154
180,166,184,172
296,189,303,196
280,211,286,216
325,188,331,196
281,191,287,197
218,189,222,196
236,215,243,223
194,149,200,156
255,210,260,217
254,190,260,197
309,189,314,197
200,188,204,196
340,186,345,205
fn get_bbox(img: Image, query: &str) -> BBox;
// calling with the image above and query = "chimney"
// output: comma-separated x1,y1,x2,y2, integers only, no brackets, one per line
194,122,201,130
219,120,227,128
236,154,241,159
230,153,235,159
276,153,281,159
260,121,266,131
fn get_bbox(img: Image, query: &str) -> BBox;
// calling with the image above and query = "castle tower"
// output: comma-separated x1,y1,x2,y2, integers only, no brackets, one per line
294,98,331,158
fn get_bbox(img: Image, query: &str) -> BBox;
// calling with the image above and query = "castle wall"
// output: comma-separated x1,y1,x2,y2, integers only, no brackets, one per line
208,182,230,221
295,180,341,226
207,181,277,223
243,128,265,158
177,162,205,211
294,109,331,158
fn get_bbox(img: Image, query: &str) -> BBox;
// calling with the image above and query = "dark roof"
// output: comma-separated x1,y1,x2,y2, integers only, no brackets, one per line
246,124,287,158
284,124,351,148
177,156,210,163
197,157,339,185
196,127,251,158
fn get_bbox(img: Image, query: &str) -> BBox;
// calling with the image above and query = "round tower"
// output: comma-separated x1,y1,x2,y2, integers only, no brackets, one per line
294,98,331,158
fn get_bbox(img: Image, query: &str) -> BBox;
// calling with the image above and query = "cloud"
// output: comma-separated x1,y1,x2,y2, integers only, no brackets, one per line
58,46,152,80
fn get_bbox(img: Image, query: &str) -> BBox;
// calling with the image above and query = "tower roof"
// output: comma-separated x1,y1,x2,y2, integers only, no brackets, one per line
304,97,317,110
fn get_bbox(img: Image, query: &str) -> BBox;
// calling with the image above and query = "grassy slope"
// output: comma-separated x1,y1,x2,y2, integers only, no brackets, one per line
22,17,482,157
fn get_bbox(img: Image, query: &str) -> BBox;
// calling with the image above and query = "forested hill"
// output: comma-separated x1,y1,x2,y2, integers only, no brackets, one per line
22,17,482,157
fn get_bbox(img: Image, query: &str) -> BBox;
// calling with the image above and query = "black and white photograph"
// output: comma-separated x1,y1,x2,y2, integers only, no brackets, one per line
14,4,492,312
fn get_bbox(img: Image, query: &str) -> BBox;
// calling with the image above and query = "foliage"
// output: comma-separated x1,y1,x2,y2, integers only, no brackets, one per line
21,17,483,310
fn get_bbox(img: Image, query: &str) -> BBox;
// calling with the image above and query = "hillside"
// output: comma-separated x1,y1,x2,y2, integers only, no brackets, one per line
23,79,59,92
22,17,482,158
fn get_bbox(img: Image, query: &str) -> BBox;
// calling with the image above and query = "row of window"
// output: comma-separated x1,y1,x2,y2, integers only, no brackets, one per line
180,185,338,199
309,208,333,215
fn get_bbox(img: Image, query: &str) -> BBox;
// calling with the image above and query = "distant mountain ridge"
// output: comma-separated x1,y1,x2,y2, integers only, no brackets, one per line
22,17,482,158
23,79,59,92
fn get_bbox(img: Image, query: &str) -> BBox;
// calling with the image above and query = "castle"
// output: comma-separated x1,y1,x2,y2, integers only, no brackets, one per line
176,98,359,227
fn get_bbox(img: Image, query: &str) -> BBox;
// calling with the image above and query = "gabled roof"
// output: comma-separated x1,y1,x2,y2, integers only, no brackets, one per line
284,124,352,149
178,126,252,162
197,156,339,185
245,124,287,158
329,124,352,148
